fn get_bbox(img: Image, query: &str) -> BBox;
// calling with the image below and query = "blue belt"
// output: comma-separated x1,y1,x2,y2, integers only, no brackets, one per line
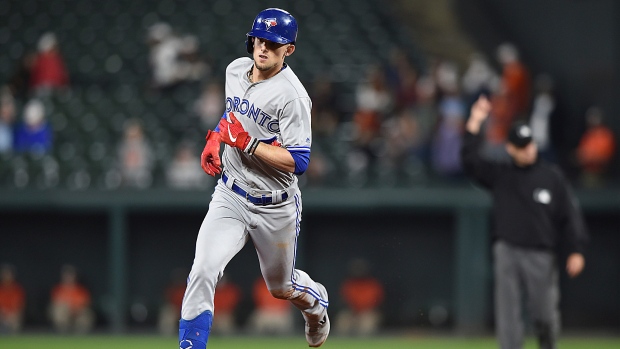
222,173,288,205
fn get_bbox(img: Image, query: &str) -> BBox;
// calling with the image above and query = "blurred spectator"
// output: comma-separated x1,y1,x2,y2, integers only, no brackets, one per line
166,141,210,189
385,48,419,110
49,265,94,334
529,74,557,161
176,35,210,83
431,62,466,178
353,64,393,148
146,22,212,91
158,268,187,336
13,99,52,154
411,76,439,163
384,48,409,90
0,87,16,154
496,42,531,118
194,81,225,130
0,264,26,334
485,43,531,157
349,65,394,181
382,108,423,174
394,67,419,111
246,276,293,335
29,32,69,96
211,274,242,335
147,22,183,89
310,75,340,139
336,258,384,336
431,98,466,179
433,60,459,101
117,119,154,188
575,106,616,188
461,52,499,105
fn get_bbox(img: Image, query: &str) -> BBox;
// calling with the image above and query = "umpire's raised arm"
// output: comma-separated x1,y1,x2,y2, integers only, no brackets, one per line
461,96,499,189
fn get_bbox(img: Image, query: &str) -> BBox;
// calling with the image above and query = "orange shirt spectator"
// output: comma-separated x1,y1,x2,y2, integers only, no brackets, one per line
214,279,241,314
488,43,532,149
577,125,615,174
158,268,188,335
340,277,384,313
51,279,91,313
502,60,531,116
497,43,531,118
487,91,514,145
0,279,25,316
49,265,94,333
0,265,26,333
212,276,242,335
336,258,384,336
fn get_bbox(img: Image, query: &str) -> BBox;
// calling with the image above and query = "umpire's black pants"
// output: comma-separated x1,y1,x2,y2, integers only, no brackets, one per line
493,241,560,349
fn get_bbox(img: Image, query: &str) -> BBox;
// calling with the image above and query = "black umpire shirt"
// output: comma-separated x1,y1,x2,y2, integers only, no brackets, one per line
461,131,589,254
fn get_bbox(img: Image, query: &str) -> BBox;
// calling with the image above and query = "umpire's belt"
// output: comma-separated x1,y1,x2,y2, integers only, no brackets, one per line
222,173,289,205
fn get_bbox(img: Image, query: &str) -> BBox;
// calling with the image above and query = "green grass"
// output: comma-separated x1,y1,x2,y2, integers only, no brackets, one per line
0,335,619,349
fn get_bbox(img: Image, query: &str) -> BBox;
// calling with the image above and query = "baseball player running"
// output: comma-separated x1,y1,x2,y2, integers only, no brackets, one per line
178,8,329,349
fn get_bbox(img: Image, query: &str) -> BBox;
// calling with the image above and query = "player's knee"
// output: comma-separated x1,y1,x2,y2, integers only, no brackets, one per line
270,288,295,300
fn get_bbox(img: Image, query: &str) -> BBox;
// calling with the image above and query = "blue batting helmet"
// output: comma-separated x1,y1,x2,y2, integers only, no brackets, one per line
246,8,297,53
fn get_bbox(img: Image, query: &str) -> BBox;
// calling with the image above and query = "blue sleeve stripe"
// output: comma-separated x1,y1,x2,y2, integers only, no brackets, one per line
213,112,227,132
288,149,310,175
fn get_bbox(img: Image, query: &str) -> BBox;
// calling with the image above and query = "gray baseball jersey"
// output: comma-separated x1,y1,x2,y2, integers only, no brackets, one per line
221,57,312,190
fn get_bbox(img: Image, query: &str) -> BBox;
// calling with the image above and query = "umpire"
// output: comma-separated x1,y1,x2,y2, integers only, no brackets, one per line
461,96,589,349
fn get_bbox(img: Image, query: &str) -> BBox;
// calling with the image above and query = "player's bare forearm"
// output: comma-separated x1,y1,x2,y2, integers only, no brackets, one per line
253,142,296,173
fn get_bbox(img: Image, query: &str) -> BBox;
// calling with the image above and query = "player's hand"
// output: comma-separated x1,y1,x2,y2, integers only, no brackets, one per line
218,112,258,154
566,253,585,278
201,130,222,176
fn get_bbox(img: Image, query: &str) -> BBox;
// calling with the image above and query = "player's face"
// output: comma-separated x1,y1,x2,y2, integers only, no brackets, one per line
252,37,294,72
507,142,538,167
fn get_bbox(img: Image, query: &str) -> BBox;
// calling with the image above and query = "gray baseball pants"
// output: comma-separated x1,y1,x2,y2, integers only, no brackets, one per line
181,181,328,323
493,240,560,349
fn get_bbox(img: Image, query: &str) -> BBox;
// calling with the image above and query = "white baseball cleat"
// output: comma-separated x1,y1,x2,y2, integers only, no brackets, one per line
306,313,330,347
305,283,330,347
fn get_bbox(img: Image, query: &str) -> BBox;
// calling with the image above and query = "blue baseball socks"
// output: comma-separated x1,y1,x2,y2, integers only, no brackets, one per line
179,310,213,349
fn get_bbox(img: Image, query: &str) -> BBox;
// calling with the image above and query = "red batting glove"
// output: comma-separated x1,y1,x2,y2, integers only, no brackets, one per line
218,112,253,151
201,130,222,176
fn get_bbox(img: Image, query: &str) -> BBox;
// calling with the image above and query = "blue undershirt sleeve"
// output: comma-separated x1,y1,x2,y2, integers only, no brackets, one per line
288,149,310,175
213,112,227,132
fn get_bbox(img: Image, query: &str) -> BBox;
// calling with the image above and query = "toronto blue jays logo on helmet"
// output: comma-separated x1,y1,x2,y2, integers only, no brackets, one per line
263,18,277,30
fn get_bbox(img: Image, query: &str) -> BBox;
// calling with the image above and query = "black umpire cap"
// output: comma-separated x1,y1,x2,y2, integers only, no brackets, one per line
508,121,533,148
